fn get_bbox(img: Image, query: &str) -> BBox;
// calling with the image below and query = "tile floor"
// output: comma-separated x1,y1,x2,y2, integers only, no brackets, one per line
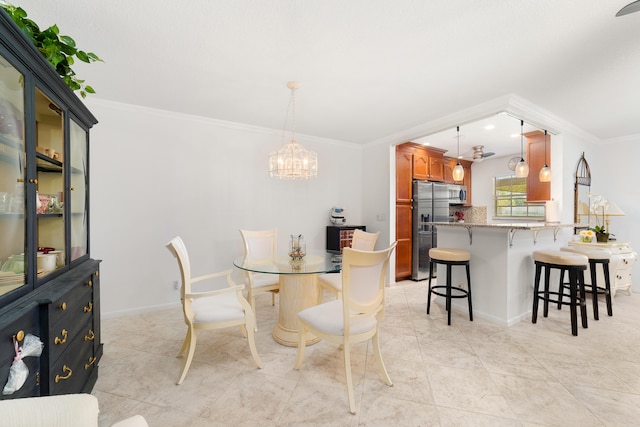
94,280,640,426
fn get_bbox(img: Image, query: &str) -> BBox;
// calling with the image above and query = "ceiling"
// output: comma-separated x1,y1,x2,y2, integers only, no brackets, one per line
12,1,640,158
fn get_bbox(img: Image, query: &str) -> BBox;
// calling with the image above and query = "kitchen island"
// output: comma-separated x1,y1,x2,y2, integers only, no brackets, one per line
431,222,574,326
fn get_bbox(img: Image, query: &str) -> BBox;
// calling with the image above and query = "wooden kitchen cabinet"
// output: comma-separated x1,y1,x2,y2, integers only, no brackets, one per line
396,150,413,204
525,130,551,202
395,204,413,279
444,157,472,205
412,146,446,181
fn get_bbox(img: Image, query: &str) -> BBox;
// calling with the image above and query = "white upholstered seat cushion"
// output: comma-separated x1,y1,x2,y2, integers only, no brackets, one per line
191,291,245,324
533,250,588,266
297,300,377,336
429,248,471,262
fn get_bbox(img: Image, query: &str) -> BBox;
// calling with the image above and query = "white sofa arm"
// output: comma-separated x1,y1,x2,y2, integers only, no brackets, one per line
0,394,149,427
0,394,99,427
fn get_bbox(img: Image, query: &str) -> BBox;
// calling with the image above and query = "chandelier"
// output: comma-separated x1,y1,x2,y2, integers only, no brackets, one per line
269,81,318,179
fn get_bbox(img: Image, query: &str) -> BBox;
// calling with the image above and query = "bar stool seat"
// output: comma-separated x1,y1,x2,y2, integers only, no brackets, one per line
560,246,612,319
532,250,588,336
427,248,472,325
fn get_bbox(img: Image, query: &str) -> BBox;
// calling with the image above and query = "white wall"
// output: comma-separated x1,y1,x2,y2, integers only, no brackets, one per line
85,99,364,317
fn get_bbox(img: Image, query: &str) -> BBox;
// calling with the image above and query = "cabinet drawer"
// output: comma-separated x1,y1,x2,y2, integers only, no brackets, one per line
49,315,93,367
49,330,97,395
49,282,94,329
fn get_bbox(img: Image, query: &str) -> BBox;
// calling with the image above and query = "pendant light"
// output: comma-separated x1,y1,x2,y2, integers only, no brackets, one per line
452,126,465,181
539,130,552,182
515,120,529,178
269,81,318,179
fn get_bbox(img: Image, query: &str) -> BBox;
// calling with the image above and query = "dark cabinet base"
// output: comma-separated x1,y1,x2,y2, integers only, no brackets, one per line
0,260,101,400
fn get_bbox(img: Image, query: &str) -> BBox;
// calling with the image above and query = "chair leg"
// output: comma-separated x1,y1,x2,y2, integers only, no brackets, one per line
293,321,306,370
177,330,189,358
343,342,356,414
589,261,600,320
248,289,258,332
446,264,452,325
465,263,473,321
426,261,434,314
603,263,613,316
543,265,551,317
372,330,392,387
578,270,588,329
177,327,197,385
532,263,541,323
557,268,566,310
245,320,263,369
568,270,578,336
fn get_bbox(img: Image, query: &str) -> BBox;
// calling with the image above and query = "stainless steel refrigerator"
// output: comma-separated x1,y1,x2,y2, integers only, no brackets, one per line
412,181,449,280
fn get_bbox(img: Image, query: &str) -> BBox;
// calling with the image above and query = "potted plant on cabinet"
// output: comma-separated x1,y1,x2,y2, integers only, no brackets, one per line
589,193,609,243
0,3,102,98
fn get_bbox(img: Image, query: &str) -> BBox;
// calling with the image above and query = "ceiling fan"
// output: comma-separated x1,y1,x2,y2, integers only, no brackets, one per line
616,1,640,16
465,145,495,162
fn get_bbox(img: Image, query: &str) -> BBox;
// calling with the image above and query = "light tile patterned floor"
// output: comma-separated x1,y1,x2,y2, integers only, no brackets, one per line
94,280,640,426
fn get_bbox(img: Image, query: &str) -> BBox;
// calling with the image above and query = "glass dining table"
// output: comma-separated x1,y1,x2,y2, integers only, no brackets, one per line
233,252,341,346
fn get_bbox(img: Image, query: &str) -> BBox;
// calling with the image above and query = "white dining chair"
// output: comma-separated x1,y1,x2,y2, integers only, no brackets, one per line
239,228,280,320
318,229,379,302
166,236,263,385
294,242,397,414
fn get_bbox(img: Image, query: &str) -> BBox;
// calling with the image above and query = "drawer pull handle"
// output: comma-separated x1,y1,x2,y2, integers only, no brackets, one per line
15,330,24,342
83,302,93,313
95,271,99,277
60,302,67,311
85,356,97,369
55,365,72,383
54,329,68,345
87,280,93,287
29,178,38,184
84,329,95,341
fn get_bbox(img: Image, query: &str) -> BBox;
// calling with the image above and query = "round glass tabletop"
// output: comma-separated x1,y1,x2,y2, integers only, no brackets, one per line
233,252,341,275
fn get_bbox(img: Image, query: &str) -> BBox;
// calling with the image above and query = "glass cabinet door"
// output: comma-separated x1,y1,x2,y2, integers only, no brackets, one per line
69,119,88,262
35,88,65,277
0,54,26,296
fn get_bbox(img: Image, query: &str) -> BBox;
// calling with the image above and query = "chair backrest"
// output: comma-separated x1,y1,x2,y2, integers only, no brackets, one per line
239,229,277,261
166,236,194,321
341,242,397,325
351,229,379,251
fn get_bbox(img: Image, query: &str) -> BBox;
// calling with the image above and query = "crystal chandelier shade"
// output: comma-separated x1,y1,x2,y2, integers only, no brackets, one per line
269,81,318,179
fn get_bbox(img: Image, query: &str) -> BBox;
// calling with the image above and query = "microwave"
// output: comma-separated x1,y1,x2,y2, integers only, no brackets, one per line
447,185,467,205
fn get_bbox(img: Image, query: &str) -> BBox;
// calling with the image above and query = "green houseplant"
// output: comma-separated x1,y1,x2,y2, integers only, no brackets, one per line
0,3,102,98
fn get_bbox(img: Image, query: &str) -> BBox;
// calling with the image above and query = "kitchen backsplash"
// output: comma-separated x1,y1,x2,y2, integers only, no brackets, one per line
449,206,487,223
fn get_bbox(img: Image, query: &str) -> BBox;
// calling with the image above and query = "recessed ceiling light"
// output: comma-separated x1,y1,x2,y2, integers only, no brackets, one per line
485,124,495,130
510,133,519,138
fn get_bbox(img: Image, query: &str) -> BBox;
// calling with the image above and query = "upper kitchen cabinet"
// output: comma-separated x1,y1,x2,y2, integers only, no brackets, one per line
525,131,551,202
0,9,101,399
411,145,446,181
396,149,412,204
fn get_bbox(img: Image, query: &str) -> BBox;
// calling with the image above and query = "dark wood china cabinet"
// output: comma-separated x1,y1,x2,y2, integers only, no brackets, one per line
0,10,101,399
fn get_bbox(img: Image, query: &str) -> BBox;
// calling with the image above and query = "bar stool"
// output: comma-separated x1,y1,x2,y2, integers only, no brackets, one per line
426,248,472,325
532,250,588,336
560,246,612,319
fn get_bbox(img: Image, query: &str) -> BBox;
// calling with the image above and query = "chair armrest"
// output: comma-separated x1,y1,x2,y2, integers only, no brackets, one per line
191,269,234,284
186,284,244,299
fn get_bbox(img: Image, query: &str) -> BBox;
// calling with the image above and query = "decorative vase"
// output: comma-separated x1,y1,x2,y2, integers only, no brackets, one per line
596,232,609,243
289,234,306,268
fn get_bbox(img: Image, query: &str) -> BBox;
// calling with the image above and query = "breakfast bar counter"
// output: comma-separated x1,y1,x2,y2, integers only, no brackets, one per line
430,222,574,326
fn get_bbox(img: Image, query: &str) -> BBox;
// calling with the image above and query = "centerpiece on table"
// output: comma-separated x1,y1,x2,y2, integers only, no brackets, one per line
589,193,609,243
289,234,306,268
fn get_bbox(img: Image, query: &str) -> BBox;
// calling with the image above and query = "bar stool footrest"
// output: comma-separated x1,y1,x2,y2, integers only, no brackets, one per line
431,285,469,299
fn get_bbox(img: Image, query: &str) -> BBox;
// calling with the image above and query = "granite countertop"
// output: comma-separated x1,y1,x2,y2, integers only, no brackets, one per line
431,222,575,230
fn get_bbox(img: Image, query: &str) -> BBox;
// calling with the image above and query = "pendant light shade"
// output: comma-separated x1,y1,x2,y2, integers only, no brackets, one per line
539,130,552,182
269,82,318,179
452,126,465,181
515,120,529,178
